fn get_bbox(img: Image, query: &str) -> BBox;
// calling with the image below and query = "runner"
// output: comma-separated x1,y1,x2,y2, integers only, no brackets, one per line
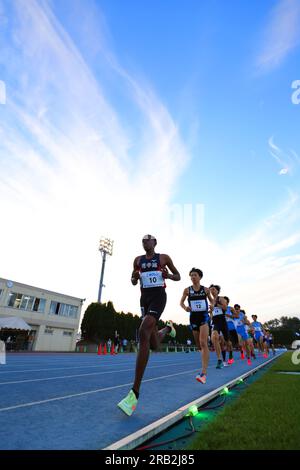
180,268,214,384
219,331,229,367
118,234,181,416
268,330,275,356
264,328,275,356
234,305,252,365
246,323,256,360
209,285,230,369
223,297,239,365
251,315,265,356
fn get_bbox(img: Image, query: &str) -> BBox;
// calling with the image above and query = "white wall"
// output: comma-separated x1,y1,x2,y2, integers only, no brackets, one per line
35,325,75,351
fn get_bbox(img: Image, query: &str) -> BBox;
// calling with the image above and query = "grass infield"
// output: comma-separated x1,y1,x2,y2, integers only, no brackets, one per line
188,352,300,450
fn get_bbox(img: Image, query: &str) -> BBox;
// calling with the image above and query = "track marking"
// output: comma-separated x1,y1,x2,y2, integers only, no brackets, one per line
0,357,199,375
0,368,199,412
0,361,202,385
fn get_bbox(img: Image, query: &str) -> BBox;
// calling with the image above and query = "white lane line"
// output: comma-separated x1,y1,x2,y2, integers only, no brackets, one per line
0,368,199,413
0,360,201,385
0,358,197,375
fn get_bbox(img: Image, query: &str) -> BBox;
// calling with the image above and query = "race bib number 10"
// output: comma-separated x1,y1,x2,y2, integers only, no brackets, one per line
141,271,164,288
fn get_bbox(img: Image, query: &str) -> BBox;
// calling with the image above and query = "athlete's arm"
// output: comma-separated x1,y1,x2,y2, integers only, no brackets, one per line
217,296,228,309
131,257,140,286
180,288,191,312
205,287,214,306
161,254,181,281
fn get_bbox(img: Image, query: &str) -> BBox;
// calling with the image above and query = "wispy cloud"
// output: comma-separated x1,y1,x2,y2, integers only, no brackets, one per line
0,0,190,320
268,136,300,175
255,0,300,73
222,192,300,319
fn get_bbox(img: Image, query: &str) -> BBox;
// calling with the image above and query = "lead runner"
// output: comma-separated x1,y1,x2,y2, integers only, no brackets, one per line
117,234,181,416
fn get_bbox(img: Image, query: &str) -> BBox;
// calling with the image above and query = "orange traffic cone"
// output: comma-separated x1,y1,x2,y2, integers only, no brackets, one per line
103,343,107,355
97,344,102,355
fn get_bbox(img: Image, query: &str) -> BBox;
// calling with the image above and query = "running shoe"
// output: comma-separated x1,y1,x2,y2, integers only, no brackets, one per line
247,358,252,365
196,372,207,384
166,320,176,338
223,361,229,367
240,352,245,360
117,390,138,416
227,359,233,365
263,353,268,358
216,359,223,369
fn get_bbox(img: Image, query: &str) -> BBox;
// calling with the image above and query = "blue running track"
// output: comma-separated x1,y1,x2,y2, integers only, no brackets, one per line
0,350,283,449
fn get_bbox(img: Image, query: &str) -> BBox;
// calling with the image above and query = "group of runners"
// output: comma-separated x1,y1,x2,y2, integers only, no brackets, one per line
117,235,275,416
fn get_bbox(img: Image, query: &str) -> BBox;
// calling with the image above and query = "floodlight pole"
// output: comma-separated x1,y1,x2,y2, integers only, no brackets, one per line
98,251,107,303
97,238,113,303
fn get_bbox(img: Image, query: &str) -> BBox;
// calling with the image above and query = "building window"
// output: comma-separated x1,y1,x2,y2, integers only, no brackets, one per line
49,301,78,319
38,299,46,313
8,292,45,313
0,288,3,298
7,293,22,308
44,327,53,335
63,331,73,336
7,293,16,307
20,295,34,310
50,301,59,315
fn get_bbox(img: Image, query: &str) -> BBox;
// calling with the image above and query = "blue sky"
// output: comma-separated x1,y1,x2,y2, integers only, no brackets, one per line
0,0,300,326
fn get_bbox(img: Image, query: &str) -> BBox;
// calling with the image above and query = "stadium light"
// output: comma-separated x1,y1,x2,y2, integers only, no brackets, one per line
97,237,114,303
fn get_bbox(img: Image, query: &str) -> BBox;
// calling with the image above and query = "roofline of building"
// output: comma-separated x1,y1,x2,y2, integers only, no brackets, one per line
0,277,85,303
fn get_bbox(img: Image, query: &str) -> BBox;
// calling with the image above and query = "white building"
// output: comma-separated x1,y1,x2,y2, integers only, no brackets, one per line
0,277,84,352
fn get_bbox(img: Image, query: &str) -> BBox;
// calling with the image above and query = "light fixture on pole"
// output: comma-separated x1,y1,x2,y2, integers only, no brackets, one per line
97,237,114,303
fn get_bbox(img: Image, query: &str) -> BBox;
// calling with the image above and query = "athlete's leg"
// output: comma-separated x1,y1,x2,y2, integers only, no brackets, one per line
212,330,221,360
150,325,172,350
199,323,209,374
263,337,269,356
259,336,264,353
227,338,233,362
249,338,255,358
192,329,200,349
220,335,225,358
133,315,157,394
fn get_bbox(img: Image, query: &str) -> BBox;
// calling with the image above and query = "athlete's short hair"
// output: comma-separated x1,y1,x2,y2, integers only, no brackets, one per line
252,314,257,319
209,284,221,293
234,304,240,309
224,296,230,303
189,267,203,279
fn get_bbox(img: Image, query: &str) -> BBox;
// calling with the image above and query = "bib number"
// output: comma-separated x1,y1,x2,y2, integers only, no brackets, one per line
141,271,164,288
213,307,223,316
190,300,207,312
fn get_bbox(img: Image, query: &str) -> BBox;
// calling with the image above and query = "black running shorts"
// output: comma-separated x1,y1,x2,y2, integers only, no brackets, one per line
189,311,210,331
211,315,229,342
140,287,167,321
228,329,239,346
